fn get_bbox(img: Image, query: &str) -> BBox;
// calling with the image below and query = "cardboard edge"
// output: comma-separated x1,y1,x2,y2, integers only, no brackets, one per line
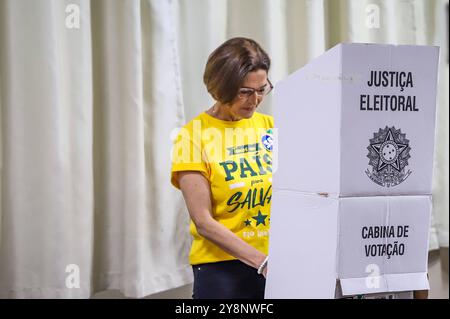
340,272,429,296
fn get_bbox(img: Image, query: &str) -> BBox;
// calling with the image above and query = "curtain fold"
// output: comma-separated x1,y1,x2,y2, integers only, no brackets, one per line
0,0,94,298
0,0,448,298
90,0,191,297
0,0,192,298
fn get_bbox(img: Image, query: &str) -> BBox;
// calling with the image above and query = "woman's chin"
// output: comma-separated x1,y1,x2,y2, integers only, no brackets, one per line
239,109,256,118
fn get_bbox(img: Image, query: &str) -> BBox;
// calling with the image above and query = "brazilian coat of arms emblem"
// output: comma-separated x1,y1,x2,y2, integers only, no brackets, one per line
365,126,412,187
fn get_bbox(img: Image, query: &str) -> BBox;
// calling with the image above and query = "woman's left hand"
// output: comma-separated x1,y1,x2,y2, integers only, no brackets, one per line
262,265,268,278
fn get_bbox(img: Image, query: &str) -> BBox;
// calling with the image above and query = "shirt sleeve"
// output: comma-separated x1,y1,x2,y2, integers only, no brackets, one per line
170,125,209,189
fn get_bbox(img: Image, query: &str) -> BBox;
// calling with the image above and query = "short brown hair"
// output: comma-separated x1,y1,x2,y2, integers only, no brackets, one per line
203,37,271,104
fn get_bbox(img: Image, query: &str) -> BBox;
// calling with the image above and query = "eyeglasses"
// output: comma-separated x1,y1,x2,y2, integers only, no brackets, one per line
237,79,273,100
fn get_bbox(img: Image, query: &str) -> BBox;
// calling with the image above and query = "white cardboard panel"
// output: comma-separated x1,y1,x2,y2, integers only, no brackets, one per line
273,44,342,196
273,43,439,197
266,192,431,298
337,196,431,280
340,44,439,196
265,191,339,299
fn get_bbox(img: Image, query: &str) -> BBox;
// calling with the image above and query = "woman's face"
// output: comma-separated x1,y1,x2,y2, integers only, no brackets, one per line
227,69,269,119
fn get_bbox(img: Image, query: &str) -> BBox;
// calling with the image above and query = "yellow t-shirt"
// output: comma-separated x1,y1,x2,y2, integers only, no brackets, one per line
171,111,274,265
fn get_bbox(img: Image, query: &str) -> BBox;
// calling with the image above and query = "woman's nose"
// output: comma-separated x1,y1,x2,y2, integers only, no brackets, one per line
250,91,260,105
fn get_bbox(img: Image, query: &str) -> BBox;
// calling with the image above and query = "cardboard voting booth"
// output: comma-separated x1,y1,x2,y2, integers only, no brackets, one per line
266,43,439,299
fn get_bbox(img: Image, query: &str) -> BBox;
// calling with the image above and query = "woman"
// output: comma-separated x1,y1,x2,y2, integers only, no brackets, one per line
171,37,274,299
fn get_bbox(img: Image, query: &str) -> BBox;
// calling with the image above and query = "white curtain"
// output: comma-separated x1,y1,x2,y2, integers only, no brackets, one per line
0,0,191,298
0,0,448,298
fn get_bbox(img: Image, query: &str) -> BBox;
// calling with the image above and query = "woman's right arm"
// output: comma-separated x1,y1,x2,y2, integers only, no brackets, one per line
177,171,267,275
